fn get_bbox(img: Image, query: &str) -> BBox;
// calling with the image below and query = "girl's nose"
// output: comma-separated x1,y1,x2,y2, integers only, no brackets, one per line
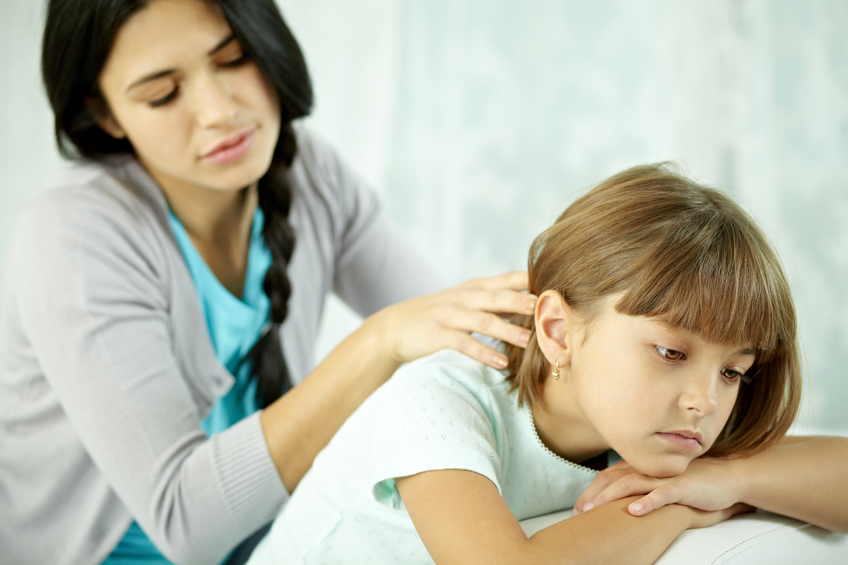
680,370,719,416
193,71,237,128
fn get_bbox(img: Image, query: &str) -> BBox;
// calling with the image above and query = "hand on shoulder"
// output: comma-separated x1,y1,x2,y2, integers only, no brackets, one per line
364,271,536,369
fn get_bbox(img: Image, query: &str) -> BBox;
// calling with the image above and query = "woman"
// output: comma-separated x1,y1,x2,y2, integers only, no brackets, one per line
0,0,535,564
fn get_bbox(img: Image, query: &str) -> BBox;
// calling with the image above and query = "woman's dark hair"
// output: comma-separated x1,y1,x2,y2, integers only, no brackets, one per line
42,0,313,408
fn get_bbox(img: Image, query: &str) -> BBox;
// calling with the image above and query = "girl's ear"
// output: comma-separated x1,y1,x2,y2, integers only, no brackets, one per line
534,290,579,369
85,96,126,139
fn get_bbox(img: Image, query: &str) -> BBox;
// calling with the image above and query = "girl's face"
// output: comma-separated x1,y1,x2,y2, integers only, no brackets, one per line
96,0,281,197
539,296,756,478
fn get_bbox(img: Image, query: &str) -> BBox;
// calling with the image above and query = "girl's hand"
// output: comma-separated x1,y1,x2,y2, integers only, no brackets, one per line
365,271,536,369
686,502,755,530
573,458,744,517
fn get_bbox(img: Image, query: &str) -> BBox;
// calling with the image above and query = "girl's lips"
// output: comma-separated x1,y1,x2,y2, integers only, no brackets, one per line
656,432,702,450
202,127,256,164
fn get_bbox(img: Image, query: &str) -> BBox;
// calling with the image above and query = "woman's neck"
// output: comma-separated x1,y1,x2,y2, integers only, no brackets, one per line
158,177,259,298
168,183,257,248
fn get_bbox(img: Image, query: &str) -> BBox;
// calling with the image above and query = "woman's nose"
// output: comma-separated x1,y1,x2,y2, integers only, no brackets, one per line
193,71,237,127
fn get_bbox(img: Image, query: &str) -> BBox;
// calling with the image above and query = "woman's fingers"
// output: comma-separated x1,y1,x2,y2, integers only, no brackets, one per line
446,309,531,349
442,331,512,369
373,271,536,367
466,271,530,292
457,282,537,318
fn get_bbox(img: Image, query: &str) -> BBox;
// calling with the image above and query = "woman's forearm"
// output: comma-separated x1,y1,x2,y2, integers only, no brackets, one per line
260,273,535,492
732,436,848,532
260,315,399,492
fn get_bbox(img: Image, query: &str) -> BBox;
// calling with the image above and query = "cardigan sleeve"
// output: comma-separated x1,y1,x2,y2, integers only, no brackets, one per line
10,182,285,565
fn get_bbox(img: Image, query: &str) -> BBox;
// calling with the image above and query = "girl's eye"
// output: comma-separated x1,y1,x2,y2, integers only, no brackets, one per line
656,345,685,361
149,88,178,107
720,368,752,384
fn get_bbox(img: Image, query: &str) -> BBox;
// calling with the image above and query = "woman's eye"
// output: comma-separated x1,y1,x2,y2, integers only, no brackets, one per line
655,345,685,361
149,88,178,107
220,53,249,68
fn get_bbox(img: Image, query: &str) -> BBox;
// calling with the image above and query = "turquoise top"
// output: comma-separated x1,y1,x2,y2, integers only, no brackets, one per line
104,207,272,564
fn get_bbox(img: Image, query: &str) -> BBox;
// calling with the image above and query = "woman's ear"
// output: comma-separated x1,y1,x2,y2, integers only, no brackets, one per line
85,96,126,139
534,290,579,369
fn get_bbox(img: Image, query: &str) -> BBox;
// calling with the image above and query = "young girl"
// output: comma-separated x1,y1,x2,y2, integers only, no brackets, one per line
247,164,848,564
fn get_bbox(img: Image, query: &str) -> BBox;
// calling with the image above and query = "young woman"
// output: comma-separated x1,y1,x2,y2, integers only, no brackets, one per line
0,1,537,564
246,164,848,565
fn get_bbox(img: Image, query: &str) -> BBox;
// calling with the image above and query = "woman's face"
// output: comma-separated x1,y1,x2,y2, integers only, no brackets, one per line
96,0,281,196
541,297,756,477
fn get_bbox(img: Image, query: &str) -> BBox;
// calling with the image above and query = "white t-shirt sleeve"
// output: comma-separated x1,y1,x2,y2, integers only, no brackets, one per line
369,354,504,509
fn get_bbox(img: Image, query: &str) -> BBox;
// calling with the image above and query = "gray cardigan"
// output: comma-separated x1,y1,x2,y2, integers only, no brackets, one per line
0,127,442,565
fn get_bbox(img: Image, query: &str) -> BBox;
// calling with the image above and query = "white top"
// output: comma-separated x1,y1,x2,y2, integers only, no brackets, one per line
0,126,443,565
248,349,601,565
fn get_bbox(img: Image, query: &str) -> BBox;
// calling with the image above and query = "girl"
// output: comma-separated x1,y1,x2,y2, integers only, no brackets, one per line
0,1,535,564
247,164,848,564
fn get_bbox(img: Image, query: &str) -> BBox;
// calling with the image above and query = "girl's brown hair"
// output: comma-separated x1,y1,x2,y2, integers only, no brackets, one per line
505,164,801,457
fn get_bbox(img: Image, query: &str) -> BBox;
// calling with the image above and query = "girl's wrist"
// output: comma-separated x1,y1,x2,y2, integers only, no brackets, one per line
721,456,749,507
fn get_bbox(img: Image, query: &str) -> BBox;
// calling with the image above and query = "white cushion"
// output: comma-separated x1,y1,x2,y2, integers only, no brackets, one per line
519,509,848,564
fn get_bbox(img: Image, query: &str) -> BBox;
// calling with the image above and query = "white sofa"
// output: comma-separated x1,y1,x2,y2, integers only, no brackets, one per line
519,509,848,564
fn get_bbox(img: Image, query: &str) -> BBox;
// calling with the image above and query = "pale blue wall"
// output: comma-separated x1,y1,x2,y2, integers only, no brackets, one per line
2,0,846,433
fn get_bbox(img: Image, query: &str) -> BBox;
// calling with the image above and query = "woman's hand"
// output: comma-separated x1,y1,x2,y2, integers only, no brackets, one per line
572,458,744,517
365,271,536,369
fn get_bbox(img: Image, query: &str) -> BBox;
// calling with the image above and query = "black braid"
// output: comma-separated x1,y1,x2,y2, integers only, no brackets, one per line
212,0,313,408
244,124,299,408
41,0,313,407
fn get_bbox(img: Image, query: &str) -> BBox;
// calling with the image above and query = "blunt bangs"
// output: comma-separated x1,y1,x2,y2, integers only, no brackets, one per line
613,206,794,361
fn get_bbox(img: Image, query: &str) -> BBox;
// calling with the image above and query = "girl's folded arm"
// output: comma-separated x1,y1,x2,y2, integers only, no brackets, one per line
575,436,848,534
730,435,848,533
396,469,737,565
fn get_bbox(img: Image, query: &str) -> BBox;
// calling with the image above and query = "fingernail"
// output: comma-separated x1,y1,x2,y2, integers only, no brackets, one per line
524,296,537,312
582,502,594,512
520,331,530,345
630,502,643,514
493,354,508,368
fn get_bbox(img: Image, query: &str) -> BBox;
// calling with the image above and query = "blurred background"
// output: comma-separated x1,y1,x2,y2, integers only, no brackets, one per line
1,0,846,434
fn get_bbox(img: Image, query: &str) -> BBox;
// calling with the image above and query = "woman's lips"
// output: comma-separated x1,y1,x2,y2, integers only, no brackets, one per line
202,127,256,165
656,432,702,450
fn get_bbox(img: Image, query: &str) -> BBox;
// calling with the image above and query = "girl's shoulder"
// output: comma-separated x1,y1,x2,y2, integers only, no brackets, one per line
381,349,512,423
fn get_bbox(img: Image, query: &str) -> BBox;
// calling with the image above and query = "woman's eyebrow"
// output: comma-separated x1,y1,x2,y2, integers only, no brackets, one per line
208,34,236,56
127,69,176,92
126,34,236,93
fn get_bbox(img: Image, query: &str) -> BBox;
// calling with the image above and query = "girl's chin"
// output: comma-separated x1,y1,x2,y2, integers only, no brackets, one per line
624,455,691,478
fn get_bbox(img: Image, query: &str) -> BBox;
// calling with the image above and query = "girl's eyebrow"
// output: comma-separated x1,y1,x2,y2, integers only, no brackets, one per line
126,34,236,93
